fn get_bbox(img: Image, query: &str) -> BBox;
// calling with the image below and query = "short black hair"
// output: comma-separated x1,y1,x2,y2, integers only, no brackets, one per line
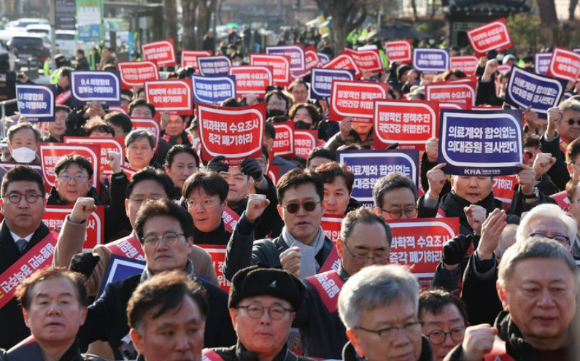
165,144,200,168
135,199,195,242
288,79,309,92
126,167,174,199
523,133,540,148
7,122,41,143
2,165,45,198
54,154,94,178
128,99,156,117
314,162,354,193
418,288,468,323
16,267,88,310
265,89,291,111
183,171,228,203
372,173,418,209
59,67,71,80
264,122,276,140
276,168,324,204
127,270,208,330
288,103,321,128
307,147,336,168
105,112,132,134
85,121,115,137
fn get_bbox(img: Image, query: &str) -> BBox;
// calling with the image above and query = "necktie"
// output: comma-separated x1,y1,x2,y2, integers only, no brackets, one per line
16,239,27,253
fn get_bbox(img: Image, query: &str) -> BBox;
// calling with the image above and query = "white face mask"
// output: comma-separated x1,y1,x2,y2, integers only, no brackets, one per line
11,147,37,163
232,61,241,66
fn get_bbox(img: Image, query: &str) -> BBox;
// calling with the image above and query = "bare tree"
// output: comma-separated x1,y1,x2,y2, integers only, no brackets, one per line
313,0,368,52
410,0,418,22
181,0,218,50
537,0,559,43
163,0,179,45
570,0,578,20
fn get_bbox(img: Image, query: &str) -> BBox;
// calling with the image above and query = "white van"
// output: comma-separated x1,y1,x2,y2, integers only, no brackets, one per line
55,30,77,58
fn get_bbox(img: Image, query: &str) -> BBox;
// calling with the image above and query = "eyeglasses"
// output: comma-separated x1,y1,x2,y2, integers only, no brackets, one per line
381,206,418,219
59,173,88,183
529,232,571,247
186,197,217,208
355,321,422,341
567,119,580,126
142,232,185,248
3,192,42,204
569,162,580,171
426,327,465,345
128,195,163,205
237,304,293,320
343,241,389,262
281,200,320,214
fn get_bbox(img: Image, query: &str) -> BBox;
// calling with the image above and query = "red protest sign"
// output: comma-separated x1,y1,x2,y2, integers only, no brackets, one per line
323,53,361,79
492,175,516,206
384,40,413,64
272,121,295,157
144,79,193,115
181,50,213,69
141,39,177,67
304,45,321,70
222,207,240,233
343,48,384,73
439,101,469,110
198,102,266,166
130,117,160,149
425,79,476,106
374,100,439,150
450,56,478,75
547,47,580,82
329,79,388,123
321,214,343,245
389,217,459,287
64,137,125,175
466,18,512,57
43,206,104,251
228,66,273,97
38,143,100,193
249,54,291,86
195,244,232,292
116,61,159,89
294,130,318,159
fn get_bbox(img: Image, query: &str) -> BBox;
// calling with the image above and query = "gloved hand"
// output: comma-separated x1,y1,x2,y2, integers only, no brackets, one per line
241,157,263,181
69,252,100,278
442,235,472,266
207,155,229,173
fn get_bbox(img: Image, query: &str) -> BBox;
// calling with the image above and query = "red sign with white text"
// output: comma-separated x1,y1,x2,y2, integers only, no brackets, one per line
144,79,193,115
321,214,344,245
343,48,384,73
389,217,459,287
141,39,177,67
547,47,580,82
272,121,295,157
181,50,213,69
222,207,240,233
323,53,362,79
43,206,104,251
304,45,322,70
450,56,479,75
294,130,318,158
198,102,265,165
329,80,388,123
374,100,439,150
249,54,291,86
228,66,273,97
466,18,512,57
492,175,516,206
384,40,413,64
38,143,100,193
130,118,160,148
64,137,125,175
425,79,476,106
196,244,232,292
116,61,159,89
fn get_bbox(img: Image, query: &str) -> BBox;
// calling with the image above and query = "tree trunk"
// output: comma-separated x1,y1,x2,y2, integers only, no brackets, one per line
163,0,179,46
570,0,578,20
410,0,418,22
182,0,199,50
196,0,218,50
537,0,559,44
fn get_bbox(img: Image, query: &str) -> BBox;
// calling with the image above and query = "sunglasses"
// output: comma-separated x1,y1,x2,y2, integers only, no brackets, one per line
282,201,320,214
567,119,580,126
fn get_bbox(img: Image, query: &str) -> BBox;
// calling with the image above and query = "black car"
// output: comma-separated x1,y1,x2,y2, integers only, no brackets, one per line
7,34,50,66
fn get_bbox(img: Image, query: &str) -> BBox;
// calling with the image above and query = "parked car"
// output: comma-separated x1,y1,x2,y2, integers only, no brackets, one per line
7,34,50,67
55,30,77,59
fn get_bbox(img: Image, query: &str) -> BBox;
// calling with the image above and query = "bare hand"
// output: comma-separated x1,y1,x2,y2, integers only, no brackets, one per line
464,205,486,235
477,208,507,260
460,324,497,361
482,59,499,81
547,107,563,137
516,163,536,196
339,117,352,141
106,151,122,174
425,137,439,163
245,196,270,223
426,163,447,198
532,153,556,178
279,247,301,278
70,197,96,223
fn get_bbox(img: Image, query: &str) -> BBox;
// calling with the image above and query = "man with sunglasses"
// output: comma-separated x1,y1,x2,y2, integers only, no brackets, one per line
541,99,580,191
0,166,58,349
224,169,334,281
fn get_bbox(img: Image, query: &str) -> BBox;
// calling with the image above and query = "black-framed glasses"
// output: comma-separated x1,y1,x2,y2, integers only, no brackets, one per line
4,192,42,204
142,232,185,248
569,161,580,171
343,241,389,262
426,327,465,345
355,321,422,341
529,232,571,247
237,304,293,320
567,119,580,126
281,201,320,214
59,173,88,183
381,206,418,219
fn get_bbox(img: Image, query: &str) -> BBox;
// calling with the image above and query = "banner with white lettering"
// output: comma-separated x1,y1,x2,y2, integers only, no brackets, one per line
191,75,236,104
310,68,354,101
413,49,449,74
198,56,232,77
505,66,566,119
322,52,361,79
198,102,265,165
250,54,291,86
116,61,159,89
535,53,552,76
450,56,478,75
374,100,439,150
272,121,295,157
338,149,419,206
329,79,388,123
141,39,177,67
492,175,517,206
228,66,273,97
16,84,55,122
43,206,104,251
343,48,384,73
64,136,125,175
425,78,476,106
466,18,512,57
384,40,412,64
181,50,212,69
266,45,305,71
144,79,193,115
546,47,580,82
38,143,100,193
294,130,318,159
321,214,343,244
70,71,121,105
197,245,232,292
438,109,523,176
